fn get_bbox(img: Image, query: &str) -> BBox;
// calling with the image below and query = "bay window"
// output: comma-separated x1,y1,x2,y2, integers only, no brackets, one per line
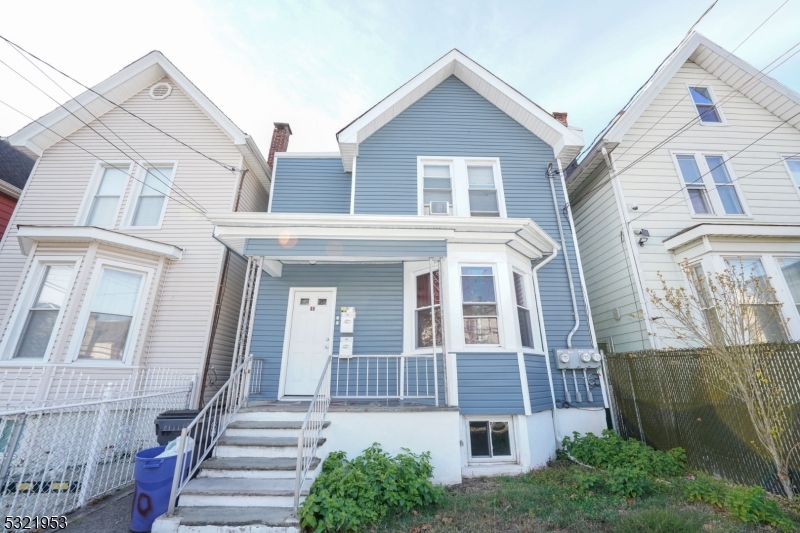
513,272,534,349
78,267,145,361
460,266,499,344
673,153,746,216
415,270,442,348
13,264,74,359
724,258,786,343
777,257,800,316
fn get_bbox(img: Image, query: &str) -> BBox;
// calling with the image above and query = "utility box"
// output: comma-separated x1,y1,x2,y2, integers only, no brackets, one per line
554,348,602,370
339,337,353,358
340,307,356,333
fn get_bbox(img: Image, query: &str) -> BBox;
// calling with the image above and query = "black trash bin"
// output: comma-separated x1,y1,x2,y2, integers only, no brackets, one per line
155,409,200,445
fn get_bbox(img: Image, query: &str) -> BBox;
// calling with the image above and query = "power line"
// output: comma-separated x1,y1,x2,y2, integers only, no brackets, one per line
0,33,240,173
2,42,208,214
0,98,212,220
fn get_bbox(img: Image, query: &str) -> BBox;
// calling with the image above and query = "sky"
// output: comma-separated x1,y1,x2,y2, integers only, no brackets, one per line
1,0,799,157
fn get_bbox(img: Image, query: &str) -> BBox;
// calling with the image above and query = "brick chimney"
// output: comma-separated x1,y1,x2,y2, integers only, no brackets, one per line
267,122,292,169
552,112,568,127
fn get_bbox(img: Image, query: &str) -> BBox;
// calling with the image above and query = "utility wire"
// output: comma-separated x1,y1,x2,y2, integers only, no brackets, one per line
0,33,240,173
0,59,207,215
0,98,211,219
2,42,208,214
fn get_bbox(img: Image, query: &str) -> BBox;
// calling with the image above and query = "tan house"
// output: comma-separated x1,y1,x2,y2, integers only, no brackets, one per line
0,51,277,407
566,32,800,353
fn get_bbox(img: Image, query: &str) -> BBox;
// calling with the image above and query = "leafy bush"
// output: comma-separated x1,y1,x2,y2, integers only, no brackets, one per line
684,475,795,532
562,430,686,478
606,467,651,499
613,508,705,533
298,443,444,532
573,470,604,494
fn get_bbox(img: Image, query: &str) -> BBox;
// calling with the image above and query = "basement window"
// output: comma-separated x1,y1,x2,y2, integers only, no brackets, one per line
468,419,513,461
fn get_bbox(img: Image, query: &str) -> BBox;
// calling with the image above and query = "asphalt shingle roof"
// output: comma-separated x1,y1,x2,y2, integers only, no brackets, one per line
0,139,35,191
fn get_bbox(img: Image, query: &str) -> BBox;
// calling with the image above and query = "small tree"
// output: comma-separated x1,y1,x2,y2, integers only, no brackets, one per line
647,259,797,499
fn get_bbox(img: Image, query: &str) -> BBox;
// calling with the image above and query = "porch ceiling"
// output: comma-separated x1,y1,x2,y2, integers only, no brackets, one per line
211,213,559,261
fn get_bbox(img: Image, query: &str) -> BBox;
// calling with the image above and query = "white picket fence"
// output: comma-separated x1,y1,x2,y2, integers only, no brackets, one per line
0,372,195,527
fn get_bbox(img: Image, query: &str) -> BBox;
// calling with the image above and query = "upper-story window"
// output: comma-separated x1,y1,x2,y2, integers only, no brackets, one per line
127,165,176,227
673,153,746,216
418,157,505,217
784,157,800,196
84,166,130,227
688,86,723,124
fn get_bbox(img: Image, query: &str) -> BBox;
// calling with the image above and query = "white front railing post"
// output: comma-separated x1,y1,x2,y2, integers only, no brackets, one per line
167,428,187,516
77,384,112,507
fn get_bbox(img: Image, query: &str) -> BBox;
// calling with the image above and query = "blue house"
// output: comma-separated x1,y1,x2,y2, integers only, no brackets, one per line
167,50,609,529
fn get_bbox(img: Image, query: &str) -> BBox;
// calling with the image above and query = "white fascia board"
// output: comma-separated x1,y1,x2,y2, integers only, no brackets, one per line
16,225,183,260
335,49,583,166
274,152,342,159
663,224,800,251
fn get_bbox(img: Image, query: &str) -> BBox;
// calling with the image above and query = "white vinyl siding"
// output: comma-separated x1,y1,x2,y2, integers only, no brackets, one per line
0,76,244,381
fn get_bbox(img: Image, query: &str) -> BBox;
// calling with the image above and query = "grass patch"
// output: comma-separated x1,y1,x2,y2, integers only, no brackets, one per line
370,459,798,533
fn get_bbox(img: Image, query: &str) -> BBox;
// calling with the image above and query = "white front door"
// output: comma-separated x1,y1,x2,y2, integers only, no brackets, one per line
283,289,335,396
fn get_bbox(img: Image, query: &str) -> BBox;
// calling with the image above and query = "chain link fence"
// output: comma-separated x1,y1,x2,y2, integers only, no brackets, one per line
605,343,800,495
0,383,192,524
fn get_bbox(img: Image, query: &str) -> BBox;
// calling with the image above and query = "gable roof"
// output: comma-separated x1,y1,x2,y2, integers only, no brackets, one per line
336,49,584,172
566,32,800,195
0,139,35,198
7,51,270,188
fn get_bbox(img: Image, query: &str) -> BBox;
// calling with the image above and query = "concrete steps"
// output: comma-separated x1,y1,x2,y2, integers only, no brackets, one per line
152,410,328,533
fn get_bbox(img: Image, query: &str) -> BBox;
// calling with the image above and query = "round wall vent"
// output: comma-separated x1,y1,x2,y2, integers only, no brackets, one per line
149,82,172,100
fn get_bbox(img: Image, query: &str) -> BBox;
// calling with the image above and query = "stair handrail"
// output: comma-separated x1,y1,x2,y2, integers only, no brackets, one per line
294,355,333,514
166,354,254,516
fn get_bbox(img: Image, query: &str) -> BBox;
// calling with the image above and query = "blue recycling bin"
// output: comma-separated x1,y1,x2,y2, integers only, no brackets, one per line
130,445,192,533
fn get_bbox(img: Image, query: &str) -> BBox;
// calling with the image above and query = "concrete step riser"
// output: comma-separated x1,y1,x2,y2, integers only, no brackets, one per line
235,411,308,422
198,469,307,480
225,428,301,438
180,494,304,508
215,446,297,459
177,526,299,533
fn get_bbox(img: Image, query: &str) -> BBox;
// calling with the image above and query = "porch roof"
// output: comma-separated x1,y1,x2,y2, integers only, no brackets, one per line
210,213,559,262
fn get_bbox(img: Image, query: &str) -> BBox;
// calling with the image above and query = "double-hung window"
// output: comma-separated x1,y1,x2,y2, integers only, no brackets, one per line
78,267,144,361
468,420,512,460
85,167,129,227
415,270,442,348
130,166,174,227
467,166,499,216
724,258,786,343
690,263,722,343
688,86,722,124
674,153,745,216
776,257,800,316
461,266,499,345
13,265,74,359
784,157,800,196
513,273,534,348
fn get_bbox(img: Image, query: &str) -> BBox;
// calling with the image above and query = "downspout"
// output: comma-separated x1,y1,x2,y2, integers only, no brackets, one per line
547,163,580,349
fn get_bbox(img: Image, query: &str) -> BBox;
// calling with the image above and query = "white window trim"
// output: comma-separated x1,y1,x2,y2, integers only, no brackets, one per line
121,161,178,229
670,151,751,218
0,256,83,363
780,154,800,204
66,258,153,365
417,157,507,218
510,267,539,352
463,416,518,464
75,161,134,229
685,84,728,126
459,262,503,349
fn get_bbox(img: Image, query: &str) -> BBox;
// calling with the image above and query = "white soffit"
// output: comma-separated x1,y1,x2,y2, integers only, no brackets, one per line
663,223,800,251
336,50,584,172
7,51,270,187
17,225,183,260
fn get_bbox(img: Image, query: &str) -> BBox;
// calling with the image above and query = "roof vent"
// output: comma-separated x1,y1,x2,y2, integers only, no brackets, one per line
149,82,172,100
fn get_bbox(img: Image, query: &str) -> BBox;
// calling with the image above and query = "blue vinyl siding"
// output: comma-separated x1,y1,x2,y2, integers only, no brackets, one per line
524,354,554,413
456,353,525,414
249,263,403,400
244,238,446,258
354,76,593,402
271,157,351,214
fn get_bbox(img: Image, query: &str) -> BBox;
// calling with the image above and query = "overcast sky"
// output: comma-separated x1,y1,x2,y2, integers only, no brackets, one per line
1,0,798,156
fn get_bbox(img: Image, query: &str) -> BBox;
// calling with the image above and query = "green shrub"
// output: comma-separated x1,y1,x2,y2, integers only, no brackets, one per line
573,470,604,494
298,443,444,532
684,475,726,507
606,467,651,499
613,508,705,533
562,430,686,478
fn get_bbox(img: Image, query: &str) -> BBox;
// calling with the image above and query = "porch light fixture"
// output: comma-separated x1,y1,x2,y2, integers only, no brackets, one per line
634,228,650,247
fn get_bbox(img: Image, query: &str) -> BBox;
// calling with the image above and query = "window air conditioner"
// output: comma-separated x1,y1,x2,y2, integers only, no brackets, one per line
429,201,449,215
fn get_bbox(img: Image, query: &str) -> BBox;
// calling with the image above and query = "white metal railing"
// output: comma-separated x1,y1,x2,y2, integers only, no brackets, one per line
0,385,192,528
250,358,264,395
331,355,438,402
294,355,333,514
0,365,195,412
166,354,253,515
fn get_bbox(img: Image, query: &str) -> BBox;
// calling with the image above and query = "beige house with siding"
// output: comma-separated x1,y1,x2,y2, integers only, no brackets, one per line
0,51,276,407
566,32,800,354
